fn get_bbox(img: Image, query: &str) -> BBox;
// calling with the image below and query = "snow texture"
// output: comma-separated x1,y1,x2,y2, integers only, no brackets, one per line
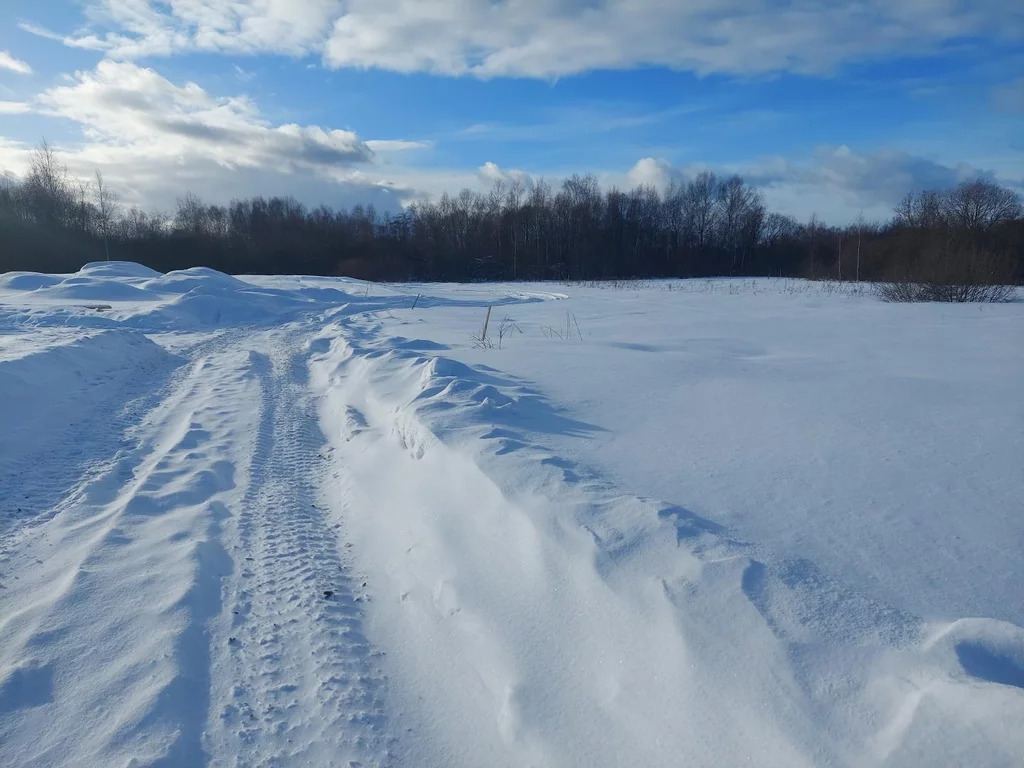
0,267,1021,767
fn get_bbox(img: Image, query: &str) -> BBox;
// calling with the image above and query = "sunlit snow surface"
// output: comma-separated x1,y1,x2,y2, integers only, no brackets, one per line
1,263,1022,767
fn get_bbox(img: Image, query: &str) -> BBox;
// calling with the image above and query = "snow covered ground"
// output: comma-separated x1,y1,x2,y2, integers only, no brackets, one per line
1,264,1022,767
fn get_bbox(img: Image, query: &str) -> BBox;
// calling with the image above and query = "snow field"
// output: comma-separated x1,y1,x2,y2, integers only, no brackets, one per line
311,313,1024,767
0,264,1021,767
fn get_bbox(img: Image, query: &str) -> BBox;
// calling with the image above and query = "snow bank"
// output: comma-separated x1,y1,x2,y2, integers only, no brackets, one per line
0,329,175,539
0,328,167,409
2,262,557,334
142,266,252,294
0,272,64,292
37,276,157,301
77,261,162,279
0,329,168,419
0,263,355,330
140,286,287,329
364,279,1024,626
310,311,1024,767
0,343,258,767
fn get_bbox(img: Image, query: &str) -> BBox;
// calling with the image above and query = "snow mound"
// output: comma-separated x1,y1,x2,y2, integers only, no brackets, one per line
0,329,175,536
39,276,156,301
0,329,167,395
141,284,306,329
78,261,162,279
143,267,250,294
0,272,64,291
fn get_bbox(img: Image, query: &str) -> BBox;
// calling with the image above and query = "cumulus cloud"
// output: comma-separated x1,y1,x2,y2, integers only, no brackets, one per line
743,146,987,210
478,161,531,187
0,134,415,216
752,145,1018,223
25,0,1022,79
0,60,439,213
615,146,1009,224
626,157,684,191
35,60,371,172
0,51,33,75
32,1,341,59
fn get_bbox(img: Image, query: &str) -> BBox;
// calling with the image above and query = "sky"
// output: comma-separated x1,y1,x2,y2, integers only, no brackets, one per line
0,0,1022,224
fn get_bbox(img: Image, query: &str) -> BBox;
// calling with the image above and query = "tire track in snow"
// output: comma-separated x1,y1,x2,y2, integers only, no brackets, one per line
207,327,393,768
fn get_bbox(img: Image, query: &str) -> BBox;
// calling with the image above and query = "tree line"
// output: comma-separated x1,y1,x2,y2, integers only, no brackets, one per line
2,141,1022,296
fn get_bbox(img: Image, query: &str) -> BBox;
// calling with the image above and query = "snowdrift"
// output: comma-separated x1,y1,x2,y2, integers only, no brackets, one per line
2,265,1021,767
142,266,253,294
0,329,172,446
0,272,64,292
0,329,176,536
38,277,156,301
309,319,1024,767
77,261,162,279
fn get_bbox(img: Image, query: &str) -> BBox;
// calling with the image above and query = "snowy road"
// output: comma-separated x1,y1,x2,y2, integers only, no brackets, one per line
0,322,391,766
1,264,1023,767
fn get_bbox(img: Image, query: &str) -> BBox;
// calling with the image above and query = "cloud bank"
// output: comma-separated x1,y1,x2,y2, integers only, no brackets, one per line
0,60,414,213
26,0,1023,79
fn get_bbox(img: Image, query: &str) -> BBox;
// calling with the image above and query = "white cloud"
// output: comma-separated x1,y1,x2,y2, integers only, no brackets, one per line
0,133,416,215
477,161,531,187
16,22,65,43
456,104,703,146
1,54,1014,225
322,1,1024,78
0,60,439,213
35,60,371,172
30,0,341,59
364,139,433,153
26,0,1023,79
0,51,33,75
626,157,684,191
742,145,988,215
612,146,1014,224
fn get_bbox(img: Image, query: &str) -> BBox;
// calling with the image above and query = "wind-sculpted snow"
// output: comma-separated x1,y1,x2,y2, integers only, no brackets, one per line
0,272,64,292
0,263,552,334
310,314,1024,766
0,264,1021,767
0,329,177,545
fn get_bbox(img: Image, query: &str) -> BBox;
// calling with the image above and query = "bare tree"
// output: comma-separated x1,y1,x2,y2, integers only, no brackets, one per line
175,192,208,236
685,171,718,250
944,179,1023,233
25,139,72,226
506,178,524,279
855,211,863,282
94,170,116,261
3,137,1022,290
894,189,944,229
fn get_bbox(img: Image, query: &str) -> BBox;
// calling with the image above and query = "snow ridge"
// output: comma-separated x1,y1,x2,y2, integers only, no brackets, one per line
310,314,1024,767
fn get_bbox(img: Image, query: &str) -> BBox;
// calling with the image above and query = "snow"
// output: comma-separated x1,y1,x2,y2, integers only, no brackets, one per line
0,267,1021,767
370,280,1024,626
0,273,65,292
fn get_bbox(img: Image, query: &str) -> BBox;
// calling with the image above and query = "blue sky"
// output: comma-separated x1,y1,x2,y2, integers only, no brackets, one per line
1,0,1022,223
